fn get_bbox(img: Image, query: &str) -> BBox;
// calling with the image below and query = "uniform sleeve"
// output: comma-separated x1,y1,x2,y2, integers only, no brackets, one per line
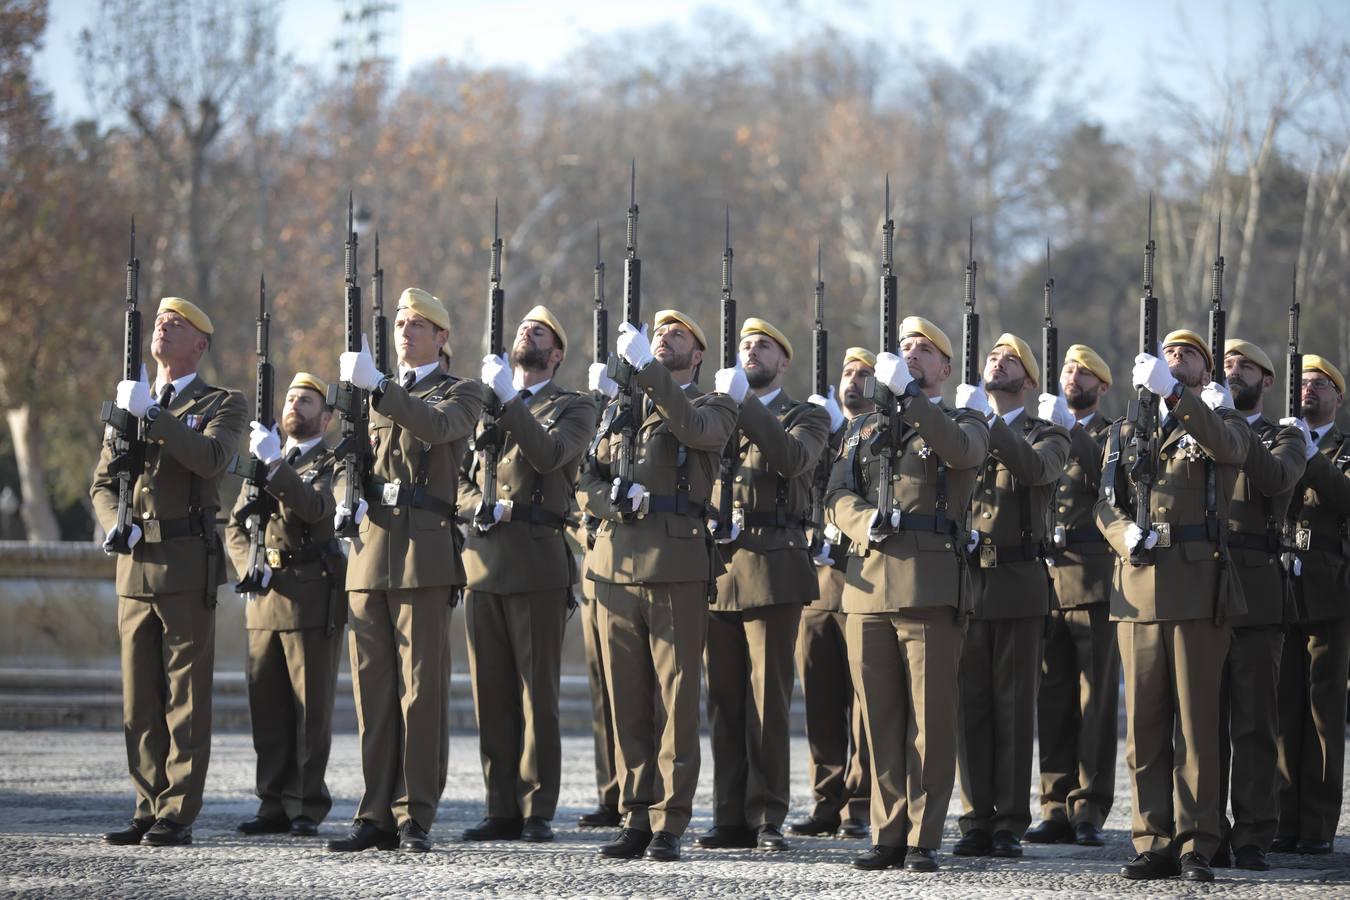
825,447,876,548
143,389,248,480
1242,426,1308,497
1302,450,1350,514
635,362,737,451
372,376,483,445
1170,388,1250,464
89,435,120,535
901,399,989,469
499,392,599,474
576,432,621,522
989,418,1071,486
223,483,252,575
1069,423,1105,489
266,459,336,526
457,455,483,518
1094,423,1135,558
737,396,830,478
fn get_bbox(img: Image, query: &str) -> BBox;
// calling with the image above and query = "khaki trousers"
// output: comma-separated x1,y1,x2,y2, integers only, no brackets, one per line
705,603,803,828
119,593,215,825
1037,604,1119,828
580,592,620,808
465,588,566,820
958,616,1044,838
847,608,965,850
596,580,707,837
348,588,453,832
1218,625,1284,850
1276,616,1350,843
1118,619,1230,858
246,625,344,823
795,605,870,823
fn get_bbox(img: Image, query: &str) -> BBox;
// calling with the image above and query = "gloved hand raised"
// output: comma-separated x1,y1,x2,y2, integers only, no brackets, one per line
249,421,282,465
1132,353,1178,399
340,334,382,391
481,353,518,404
1037,391,1075,428
807,386,846,433
588,362,619,399
115,364,153,418
714,365,750,404
617,322,654,370
874,352,913,396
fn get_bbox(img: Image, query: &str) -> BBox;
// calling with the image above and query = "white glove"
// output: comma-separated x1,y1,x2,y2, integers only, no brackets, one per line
334,497,369,531
1037,392,1075,428
956,382,992,419
868,508,902,543
707,518,742,544
1291,555,1303,577
259,564,273,589
1200,381,1234,411
340,334,382,391
481,353,518,404
115,365,153,418
808,386,846,433
474,501,507,532
1125,523,1160,552
966,529,979,554
248,421,283,465
715,366,750,404
589,362,619,399
610,478,647,513
1279,416,1319,461
1132,353,1178,398
617,322,654,370
812,540,833,566
874,351,913,396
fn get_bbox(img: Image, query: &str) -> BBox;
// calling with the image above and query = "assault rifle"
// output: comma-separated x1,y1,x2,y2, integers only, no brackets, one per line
330,194,367,537
593,224,608,392
605,162,642,517
1126,196,1161,566
808,245,831,558
473,200,507,530
1042,241,1058,395
869,176,901,538
233,275,274,593
1209,217,1226,385
713,209,737,541
99,219,144,554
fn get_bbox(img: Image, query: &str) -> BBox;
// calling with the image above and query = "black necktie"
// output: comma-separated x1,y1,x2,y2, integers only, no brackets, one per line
402,370,417,392
519,387,533,405
1160,415,1178,445
1311,429,1320,444
285,446,302,466
158,383,175,408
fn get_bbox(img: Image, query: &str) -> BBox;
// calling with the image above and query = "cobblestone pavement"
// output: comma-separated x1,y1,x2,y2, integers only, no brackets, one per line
1,730,1347,898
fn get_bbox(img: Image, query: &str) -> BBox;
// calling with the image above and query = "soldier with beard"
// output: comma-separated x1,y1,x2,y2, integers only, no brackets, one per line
458,307,597,844
1028,345,1119,848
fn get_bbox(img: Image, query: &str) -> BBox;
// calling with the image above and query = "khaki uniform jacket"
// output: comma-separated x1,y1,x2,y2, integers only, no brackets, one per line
970,410,1072,620
1289,425,1350,622
225,441,348,631
711,390,831,611
91,375,247,599
1094,387,1252,622
825,396,990,615
812,422,852,612
337,372,483,592
458,381,597,594
1226,416,1307,627
579,362,738,586
1049,414,1115,609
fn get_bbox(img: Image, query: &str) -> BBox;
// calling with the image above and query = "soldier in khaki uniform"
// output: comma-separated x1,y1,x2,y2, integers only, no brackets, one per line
1028,345,1118,848
1213,340,1311,870
826,317,990,873
225,373,347,838
92,297,247,847
1276,355,1350,854
1097,329,1252,883
457,307,597,843
699,318,831,853
788,348,875,841
579,309,739,862
327,288,483,854
954,334,1071,860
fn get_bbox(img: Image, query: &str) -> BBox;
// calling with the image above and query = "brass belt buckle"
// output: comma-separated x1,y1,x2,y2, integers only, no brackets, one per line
979,545,998,568
731,507,746,533
1295,527,1312,551
1052,525,1067,549
265,547,283,568
1154,522,1172,548
381,481,401,507
141,518,162,544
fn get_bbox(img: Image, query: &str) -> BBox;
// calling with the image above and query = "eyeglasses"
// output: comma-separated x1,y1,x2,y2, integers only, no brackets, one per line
1302,378,1337,393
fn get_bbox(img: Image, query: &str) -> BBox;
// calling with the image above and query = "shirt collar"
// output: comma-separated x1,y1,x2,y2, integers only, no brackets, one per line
283,435,324,457
154,371,198,399
515,374,551,394
1075,411,1095,426
756,387,782,407
1001,406,1025,426
1245,412,1263,425
398,360,440,388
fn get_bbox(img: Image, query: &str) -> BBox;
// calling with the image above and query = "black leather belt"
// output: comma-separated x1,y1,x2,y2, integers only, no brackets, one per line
509,502,567,530
138,512,211,543
1226,530,1280,553
972,540,1045,567
646,494,703,517
1063,525,1107,546
265,539,340,569
739,510,811,530
368,479,457,520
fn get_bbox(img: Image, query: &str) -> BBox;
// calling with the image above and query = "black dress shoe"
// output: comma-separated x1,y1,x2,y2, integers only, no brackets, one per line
953,829,992,857
1234,845,1270,870
1179,851,1214,882
1025,818,1075,844
1210,840,1232,868
103,818,154,846
399,821,432,853
852,844,906,870
289,816,319,837
599,827,653,859
1270,835,1298,852
644,831,681,861
786,815,840,837
696,824,757,849
237,815,290,835
327,820,399,852
905,846,940,872
578,805,622,828
990,830,1023,859
1074,822,1106,847
521,817,554,843
1298,839,1332,854
1120,851,1180,880
462,817,524,841
756,824,789,851
142,819,192,846
837,818,869,839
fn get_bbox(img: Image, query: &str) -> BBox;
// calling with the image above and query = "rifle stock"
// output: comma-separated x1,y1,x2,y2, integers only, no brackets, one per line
99,218,144,554
474,200,507,530
330,193,368,537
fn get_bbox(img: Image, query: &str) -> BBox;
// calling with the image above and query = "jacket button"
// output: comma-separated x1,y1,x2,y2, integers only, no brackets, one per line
944,543,952,549
1157,478,1167,485
141,486,150,493
982,512,992,519
734,475,743,482
393,508,401,516
1060,485,1068,492
441,521,447,527
392,448,401,457
503,485,512,492
788,540,795,547
1058,505,1067,513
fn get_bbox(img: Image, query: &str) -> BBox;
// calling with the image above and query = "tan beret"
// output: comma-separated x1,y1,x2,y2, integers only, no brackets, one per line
1304,354,1346,395
1163,329,1213,372
1064,343,1112,386
741,317,794,360
900,316,953,360
993,332,1040,388
157,297,213,335
288,372,329,399
396,287,450,332
653,309,708,350
1224,338,1275,376
842,347,877,370
521,304,567,353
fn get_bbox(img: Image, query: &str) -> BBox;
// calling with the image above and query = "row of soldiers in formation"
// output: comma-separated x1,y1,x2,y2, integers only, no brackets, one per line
90,287,1350,882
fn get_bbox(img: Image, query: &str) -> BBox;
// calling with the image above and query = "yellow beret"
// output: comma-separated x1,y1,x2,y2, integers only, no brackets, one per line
1224,338,1275,376
157,297,213,335
396,287,450,332
842,347,876,370
741,317,794,360
993,332,1040,388
1304,354,1346,395
1064,343,1112,386
1162,329,1213,372
900,316,953,360
288,372,329,399
521,304,567,353
653,309,708,350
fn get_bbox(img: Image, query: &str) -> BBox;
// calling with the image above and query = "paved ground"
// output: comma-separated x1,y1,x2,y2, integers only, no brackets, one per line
1,730,1347,899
